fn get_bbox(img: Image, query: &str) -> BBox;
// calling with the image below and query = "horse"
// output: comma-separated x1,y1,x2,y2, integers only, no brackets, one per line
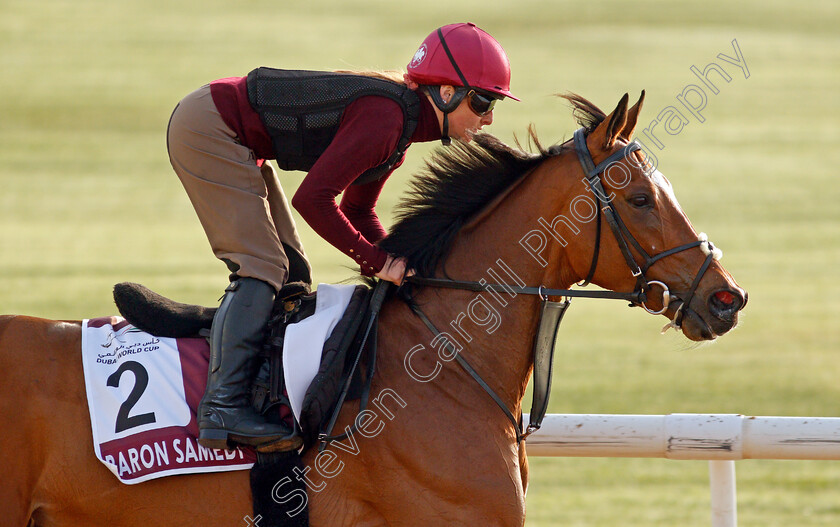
0,91,746,526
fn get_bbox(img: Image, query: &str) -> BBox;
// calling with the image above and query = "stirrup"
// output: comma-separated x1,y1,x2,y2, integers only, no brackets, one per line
254,433,304,453
199,425,302,452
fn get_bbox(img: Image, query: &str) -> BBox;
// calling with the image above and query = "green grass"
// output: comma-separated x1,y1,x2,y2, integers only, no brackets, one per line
2,0,839,524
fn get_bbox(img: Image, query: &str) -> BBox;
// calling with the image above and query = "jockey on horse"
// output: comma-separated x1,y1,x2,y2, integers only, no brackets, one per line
165,23,519,452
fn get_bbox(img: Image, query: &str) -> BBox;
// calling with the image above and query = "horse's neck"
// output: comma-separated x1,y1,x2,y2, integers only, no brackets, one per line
426,159,579,407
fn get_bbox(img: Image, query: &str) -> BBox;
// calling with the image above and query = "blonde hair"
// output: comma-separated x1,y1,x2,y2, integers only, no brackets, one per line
333,69,407,85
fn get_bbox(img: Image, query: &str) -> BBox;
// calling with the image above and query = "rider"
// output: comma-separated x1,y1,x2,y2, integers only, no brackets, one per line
166,22,518,451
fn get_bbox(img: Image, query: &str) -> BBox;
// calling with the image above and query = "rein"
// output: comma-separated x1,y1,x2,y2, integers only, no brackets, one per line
403,127,722,443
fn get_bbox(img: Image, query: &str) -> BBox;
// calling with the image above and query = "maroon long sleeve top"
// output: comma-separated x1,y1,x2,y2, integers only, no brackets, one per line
209,76,441,275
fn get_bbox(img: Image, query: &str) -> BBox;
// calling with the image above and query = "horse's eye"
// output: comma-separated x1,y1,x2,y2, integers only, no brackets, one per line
629,194,651,208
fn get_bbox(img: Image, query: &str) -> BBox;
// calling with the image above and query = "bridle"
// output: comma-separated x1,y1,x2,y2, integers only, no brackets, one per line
411,128,722,327
570,128,721,329
403,127,723,442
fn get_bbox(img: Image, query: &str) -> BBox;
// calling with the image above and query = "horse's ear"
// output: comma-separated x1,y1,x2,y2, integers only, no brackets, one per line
590,93,629,150
619,90,645,142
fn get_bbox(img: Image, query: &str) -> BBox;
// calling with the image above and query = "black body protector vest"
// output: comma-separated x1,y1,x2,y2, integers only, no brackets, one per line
246,68,421,186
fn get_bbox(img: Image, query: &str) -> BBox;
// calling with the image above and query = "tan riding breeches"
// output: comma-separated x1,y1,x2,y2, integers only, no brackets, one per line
166,85,310,292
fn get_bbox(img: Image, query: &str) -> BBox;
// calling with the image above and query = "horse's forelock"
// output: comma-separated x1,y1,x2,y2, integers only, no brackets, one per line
558,93,606,132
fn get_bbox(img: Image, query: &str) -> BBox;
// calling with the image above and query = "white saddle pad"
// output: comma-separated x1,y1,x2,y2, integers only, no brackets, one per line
283,283,357,423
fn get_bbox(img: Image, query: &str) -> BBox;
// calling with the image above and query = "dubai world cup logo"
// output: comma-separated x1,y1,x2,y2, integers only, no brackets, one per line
410,44,427,68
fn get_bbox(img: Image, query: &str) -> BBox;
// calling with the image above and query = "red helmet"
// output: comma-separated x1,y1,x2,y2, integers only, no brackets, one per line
407,23,519,101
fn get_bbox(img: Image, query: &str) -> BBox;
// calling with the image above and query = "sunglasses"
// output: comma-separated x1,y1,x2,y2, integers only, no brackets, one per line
465,89,499,116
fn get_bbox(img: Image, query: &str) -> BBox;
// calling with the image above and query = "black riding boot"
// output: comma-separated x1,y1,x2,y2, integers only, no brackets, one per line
197,277,301,451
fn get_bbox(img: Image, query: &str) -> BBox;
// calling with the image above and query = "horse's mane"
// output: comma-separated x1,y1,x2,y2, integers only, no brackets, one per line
378,93,606,277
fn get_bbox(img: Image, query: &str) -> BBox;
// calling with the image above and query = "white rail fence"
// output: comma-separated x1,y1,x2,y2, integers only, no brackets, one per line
526,413,840,527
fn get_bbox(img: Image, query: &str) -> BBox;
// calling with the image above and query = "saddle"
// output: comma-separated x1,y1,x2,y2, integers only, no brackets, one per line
113,281,375,451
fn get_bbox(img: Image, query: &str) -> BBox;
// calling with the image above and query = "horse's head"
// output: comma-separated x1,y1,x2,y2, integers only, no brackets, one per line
561,92,746,341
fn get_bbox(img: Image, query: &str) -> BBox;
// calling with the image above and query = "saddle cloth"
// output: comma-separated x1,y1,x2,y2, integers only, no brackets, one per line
81,283,360,484
82,317,256,484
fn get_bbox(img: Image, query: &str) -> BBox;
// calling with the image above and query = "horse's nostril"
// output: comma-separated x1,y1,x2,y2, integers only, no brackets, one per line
714,290,735,306
709,288,743,318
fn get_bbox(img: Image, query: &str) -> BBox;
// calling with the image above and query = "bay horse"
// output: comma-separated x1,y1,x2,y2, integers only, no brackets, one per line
0,92,745,526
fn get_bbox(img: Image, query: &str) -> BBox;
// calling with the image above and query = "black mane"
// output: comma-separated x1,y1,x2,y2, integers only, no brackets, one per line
379,94,606,277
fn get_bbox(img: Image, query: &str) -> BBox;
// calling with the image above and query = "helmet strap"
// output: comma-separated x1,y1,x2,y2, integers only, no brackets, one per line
426,85,465,113
441,113,451,146
428,26,474,146
425,85,467,146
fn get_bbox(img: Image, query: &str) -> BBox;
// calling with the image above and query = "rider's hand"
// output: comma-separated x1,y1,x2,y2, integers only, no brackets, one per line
375,255,415,286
